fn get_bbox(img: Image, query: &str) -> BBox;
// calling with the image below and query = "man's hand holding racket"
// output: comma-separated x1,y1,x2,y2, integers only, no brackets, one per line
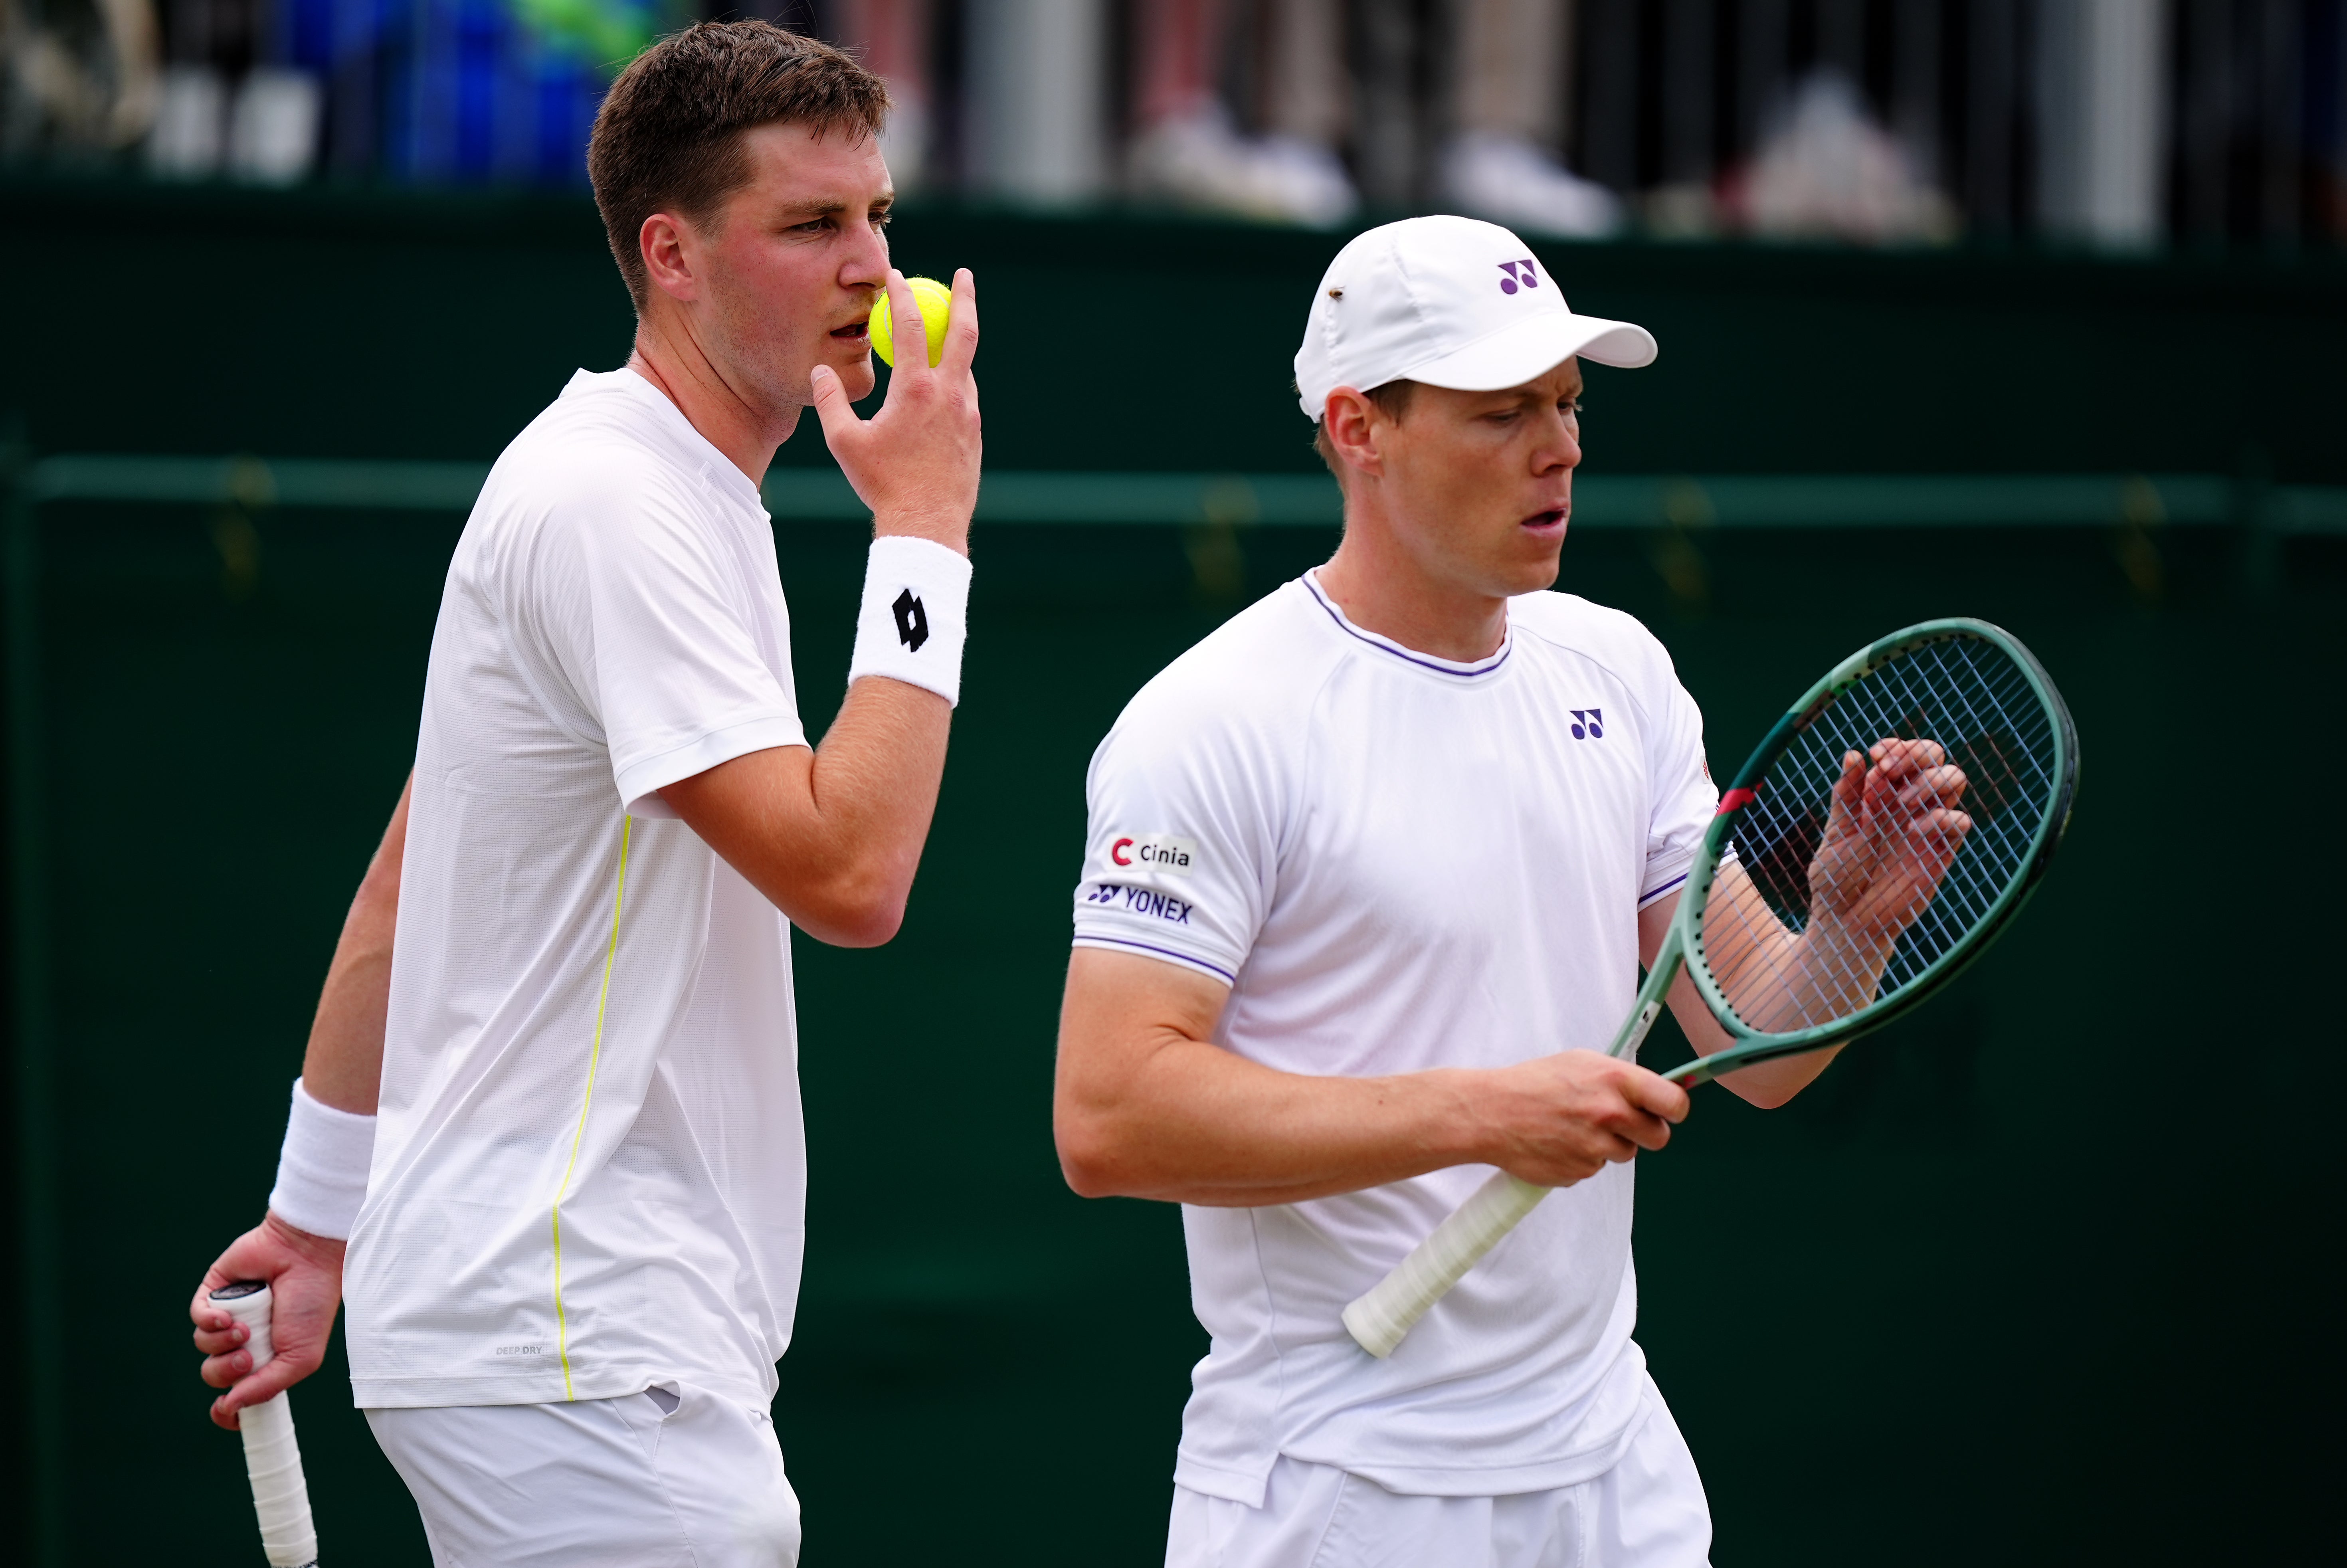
1473,1052,1690,1189
1344,620,2078,1357
190,1212,345,1429
1431,744,1967,1194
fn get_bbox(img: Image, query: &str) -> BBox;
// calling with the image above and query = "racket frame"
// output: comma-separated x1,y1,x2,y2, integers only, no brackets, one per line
1661,616,2080,1087
1340,617,2078,1358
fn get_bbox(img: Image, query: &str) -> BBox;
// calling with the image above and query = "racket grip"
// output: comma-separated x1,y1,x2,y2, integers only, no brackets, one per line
211,1282,320,1568
1342,1172,1548,1358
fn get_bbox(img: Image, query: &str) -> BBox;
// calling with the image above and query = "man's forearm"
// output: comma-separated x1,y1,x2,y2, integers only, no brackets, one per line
1657,873,1848,1109
1057,950,1686,1202
299,777,410,1115
800,673,952,921
1059,1029,1492,1206
661,675,951,947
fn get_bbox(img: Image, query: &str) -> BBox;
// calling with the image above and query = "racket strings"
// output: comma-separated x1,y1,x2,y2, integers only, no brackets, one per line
1695,634,2059,1036
1841,647,2040,979
1711,637,2050,1018
1870,642,2054,984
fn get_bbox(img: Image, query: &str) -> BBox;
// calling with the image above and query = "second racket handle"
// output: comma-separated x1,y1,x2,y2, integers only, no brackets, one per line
1342,1172,1548,1358
210,1282,320,1568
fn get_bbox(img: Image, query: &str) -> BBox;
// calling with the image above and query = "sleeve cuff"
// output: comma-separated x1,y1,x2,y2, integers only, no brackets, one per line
1072,934,1238,986
1639,853,1697,907
613,713,810,818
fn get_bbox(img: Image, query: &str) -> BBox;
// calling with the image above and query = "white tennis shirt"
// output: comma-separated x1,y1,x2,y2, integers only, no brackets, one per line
1071,572,1717,1503
346,368,812,1411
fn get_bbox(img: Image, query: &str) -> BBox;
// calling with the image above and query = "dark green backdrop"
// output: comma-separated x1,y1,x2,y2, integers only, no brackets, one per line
4,183,2343,1565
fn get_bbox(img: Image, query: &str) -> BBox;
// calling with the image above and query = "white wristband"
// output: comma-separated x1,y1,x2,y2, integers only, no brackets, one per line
267,1078,376,1240
847,535,972,707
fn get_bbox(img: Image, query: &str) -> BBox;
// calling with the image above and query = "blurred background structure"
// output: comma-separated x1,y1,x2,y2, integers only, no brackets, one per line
4,6,2345,1568
3,0,2345,245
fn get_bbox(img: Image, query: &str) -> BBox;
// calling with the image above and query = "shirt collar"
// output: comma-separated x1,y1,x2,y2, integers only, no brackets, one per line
1299,570,1514,679
567,367,769,518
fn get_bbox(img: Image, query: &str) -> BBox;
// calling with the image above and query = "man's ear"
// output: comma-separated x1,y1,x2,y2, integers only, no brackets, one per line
639,212,701,305
1322,387,1385,483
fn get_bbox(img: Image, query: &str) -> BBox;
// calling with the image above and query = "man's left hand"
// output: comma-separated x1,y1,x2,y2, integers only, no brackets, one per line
1807,737,1973,952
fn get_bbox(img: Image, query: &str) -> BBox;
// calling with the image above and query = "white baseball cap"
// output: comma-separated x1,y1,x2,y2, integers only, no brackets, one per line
1293,215,1658,420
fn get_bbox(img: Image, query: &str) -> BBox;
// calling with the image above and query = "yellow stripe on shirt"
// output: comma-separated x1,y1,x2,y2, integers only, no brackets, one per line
551,813,632,1401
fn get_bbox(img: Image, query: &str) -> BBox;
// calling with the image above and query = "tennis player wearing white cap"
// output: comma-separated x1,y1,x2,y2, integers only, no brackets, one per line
1055,215,1847,1566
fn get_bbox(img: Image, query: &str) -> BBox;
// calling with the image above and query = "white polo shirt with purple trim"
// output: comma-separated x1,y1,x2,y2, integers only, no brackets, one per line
1070,570,1717,1505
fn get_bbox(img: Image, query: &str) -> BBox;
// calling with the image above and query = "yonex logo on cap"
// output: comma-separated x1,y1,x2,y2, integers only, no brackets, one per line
1497,259,1540,294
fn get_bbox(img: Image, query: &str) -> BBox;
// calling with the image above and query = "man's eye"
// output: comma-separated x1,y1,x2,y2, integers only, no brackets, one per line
794,218,830,234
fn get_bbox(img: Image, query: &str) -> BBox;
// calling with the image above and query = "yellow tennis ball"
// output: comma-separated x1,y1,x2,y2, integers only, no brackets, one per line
868,275,953,368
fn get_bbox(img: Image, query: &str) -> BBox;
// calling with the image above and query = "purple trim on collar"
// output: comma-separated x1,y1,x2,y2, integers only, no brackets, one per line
1300,575,1513,679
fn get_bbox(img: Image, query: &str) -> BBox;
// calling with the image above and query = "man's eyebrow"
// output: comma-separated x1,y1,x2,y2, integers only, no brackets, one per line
777,194,894,218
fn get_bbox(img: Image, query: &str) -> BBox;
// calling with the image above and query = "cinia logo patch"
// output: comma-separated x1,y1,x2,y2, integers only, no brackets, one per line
1108,833,1198,875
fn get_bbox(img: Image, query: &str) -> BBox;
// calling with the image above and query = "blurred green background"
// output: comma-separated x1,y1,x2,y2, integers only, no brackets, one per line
4,182,2345,1565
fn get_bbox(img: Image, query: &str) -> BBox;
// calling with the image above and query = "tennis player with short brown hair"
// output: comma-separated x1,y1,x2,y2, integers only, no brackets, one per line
186,22,978,1563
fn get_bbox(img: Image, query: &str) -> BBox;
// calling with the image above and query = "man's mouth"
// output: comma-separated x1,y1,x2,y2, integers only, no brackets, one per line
830,319,871,343
1522,508,1568,530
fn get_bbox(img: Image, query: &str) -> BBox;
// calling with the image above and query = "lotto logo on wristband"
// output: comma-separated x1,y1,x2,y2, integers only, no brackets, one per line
892,588,930,652
1108,833,1198,875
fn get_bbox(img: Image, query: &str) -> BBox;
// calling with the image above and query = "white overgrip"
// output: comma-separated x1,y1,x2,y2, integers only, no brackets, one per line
211,1283,319,1568
1342,1172,1548,1357
1342,937,1692,1357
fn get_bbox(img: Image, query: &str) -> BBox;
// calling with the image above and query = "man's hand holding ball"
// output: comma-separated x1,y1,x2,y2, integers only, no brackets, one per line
868,273,956,368
811,267,980,557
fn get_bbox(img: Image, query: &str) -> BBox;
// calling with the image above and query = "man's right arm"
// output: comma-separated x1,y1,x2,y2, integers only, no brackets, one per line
188,775,409,1428
1052,947,1690,1206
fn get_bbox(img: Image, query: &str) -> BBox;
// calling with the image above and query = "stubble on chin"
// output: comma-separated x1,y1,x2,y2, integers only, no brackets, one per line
742,338,871,422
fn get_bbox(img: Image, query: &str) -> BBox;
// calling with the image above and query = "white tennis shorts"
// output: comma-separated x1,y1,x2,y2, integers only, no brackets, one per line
366,1382,800,1568
1166,1380,1712,1568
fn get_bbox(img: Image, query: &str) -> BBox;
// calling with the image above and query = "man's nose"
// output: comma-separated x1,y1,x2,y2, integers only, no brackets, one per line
840,221,891,289
1539,414,1581,471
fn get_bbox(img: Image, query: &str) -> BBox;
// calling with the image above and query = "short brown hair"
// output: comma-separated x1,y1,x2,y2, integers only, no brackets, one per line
588,21,890,308
1312,379,1418,477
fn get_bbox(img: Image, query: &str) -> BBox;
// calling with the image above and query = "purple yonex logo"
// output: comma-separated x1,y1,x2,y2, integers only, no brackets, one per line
1498,259,1540,294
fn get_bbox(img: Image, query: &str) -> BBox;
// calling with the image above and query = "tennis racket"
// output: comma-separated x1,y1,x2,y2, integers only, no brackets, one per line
210,1281,321,1568
1343,617,2079,1358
